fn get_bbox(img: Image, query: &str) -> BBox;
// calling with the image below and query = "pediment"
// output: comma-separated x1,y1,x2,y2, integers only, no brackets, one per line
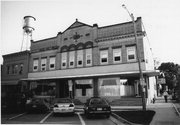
64,19,92,32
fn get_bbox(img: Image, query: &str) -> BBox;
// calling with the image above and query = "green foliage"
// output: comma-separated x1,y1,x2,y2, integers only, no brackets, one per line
158,62,179,90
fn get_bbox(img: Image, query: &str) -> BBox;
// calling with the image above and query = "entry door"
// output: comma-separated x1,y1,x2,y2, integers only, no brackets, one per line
58,80,69,98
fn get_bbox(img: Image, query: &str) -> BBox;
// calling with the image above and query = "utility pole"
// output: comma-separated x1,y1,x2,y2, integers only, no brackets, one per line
122,4,146,111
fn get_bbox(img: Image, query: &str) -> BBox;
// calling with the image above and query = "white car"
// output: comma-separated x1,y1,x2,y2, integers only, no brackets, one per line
52,98,75,115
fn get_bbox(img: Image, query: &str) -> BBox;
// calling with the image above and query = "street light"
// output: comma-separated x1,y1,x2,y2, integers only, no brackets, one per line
122,4,146,111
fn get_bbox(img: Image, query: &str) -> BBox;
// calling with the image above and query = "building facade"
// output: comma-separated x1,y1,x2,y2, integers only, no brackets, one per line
23,17,159,104
1,50,30,108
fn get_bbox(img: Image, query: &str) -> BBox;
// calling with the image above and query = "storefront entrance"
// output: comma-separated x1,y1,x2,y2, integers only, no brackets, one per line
57,80,69,98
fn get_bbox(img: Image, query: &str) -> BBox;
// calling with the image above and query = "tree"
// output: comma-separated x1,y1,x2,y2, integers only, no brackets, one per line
158,62,179,90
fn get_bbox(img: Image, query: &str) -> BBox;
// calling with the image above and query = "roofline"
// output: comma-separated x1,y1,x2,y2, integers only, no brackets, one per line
2,50,30,57
61,19,93,34
98,17,141,29
32,37,56,43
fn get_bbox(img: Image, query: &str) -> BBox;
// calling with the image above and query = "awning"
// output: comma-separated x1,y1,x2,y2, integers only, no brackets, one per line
1,80,19,85
21,70,160,81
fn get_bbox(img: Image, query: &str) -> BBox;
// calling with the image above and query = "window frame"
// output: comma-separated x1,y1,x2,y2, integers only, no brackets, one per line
77,50,83,67
113,48,122,63
85,48,92,66
33,59,39,71
100,49,108,65
61,52,67,69
41,58,47,71
69,51,75,68
49,56,56,70
126,46,136,62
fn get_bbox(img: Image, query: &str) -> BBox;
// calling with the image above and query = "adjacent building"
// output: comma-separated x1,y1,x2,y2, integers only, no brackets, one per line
1,50,30,108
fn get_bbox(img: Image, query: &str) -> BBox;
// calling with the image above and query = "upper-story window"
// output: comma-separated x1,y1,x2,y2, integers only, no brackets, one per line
19,64,24,74
69,51,75,68
61,52,67,69
33,59,38,71
113,48,122,63
77,50,83,67
41,58,47,71
12,65,18,74
6,65,10,74
127,46,136,62
86,48,92,66
100,49,108,65
49,56,55,70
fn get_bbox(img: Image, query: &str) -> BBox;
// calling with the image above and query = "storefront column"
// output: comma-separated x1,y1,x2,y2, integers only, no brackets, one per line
93,78,98,97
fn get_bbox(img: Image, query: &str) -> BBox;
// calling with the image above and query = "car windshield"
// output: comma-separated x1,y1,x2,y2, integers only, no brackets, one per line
54,98,72,103
90,98,107,105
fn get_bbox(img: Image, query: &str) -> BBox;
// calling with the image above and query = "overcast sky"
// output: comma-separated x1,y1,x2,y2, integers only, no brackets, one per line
1,0,180,65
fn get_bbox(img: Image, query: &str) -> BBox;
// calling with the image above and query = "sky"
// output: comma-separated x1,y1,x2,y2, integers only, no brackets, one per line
1,0,180,65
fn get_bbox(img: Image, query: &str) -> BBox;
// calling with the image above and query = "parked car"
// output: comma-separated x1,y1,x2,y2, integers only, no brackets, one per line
84,97,111,118
26,96,52,113
52,98,75,115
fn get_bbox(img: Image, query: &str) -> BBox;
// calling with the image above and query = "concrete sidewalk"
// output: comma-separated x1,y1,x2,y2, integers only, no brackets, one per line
148,97,180,125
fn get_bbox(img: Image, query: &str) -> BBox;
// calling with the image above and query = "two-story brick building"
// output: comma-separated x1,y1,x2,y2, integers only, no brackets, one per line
1,50,30,108
23,17,159,104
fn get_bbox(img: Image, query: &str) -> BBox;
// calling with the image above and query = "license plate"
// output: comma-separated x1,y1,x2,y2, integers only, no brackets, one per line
97,108,102,110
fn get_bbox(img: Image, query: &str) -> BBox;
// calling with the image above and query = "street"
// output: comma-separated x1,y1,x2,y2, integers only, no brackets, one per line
1,111,117,125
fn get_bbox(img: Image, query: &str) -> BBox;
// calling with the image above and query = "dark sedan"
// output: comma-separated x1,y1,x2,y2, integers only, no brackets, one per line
84,97,111,118
26,96,52,113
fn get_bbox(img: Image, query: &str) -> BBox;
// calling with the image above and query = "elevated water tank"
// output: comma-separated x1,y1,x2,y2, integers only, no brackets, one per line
23,16,36,34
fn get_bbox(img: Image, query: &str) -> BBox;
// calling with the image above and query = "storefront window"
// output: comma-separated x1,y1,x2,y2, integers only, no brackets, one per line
75,79,93,97
99,78,120,96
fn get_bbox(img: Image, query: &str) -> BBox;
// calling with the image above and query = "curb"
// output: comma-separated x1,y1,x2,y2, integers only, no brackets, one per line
111,112,142,125
172,103,180,117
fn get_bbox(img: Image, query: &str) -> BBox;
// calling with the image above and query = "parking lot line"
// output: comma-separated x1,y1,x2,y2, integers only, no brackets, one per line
76,112,86,125
40,111,53,123
8,112,27,120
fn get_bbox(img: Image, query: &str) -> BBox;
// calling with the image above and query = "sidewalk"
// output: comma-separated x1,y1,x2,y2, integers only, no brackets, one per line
148,97,180,125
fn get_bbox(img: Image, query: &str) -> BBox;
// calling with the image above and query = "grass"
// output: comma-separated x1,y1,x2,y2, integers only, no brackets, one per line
113,110,155,125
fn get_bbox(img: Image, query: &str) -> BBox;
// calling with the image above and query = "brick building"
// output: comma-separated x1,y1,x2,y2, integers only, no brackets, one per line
1,50,30,108
22,17,159,104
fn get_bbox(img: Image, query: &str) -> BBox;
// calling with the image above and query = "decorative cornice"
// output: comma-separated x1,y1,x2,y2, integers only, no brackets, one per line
96,31,145,42
31,45,59,53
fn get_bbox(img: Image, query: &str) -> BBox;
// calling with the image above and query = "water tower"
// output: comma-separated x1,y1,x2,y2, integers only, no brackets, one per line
21,16,36,51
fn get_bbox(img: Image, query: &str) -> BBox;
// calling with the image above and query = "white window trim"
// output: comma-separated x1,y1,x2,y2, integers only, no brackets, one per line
77,50,83,67
33,59,38,71
61,52,67,69
49,56,55,70
41,58,47,71
100,49,108,65
69,51,75,68
127,46,136,62
86,48,92,66
113,48,122,63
